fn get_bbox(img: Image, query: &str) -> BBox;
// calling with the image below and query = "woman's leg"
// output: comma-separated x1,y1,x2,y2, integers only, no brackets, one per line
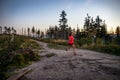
72,44,76,55
66,44,70,51
68,45,70,49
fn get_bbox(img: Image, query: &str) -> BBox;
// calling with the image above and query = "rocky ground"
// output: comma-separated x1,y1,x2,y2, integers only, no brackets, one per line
18,41,120,80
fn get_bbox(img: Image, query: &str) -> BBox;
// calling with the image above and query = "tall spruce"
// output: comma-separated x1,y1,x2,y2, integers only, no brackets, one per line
59,10,68,39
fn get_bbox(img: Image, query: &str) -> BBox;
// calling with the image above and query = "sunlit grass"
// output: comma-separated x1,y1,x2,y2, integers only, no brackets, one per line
47,43,66,50
45,53,56,57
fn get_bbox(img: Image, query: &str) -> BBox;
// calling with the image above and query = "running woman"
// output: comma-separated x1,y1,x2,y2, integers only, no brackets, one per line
66,32,76,55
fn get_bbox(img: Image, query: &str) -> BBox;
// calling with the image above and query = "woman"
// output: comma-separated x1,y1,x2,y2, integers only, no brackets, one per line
66,32,76,55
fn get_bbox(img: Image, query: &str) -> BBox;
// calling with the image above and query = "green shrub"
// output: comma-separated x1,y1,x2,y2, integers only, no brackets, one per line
38,38,51,43
96,38,102,45
101,45,120,55
76,37,92,46
32,54,40,61
23,53,31,63
12,54,25,66
37,38,68,46
0,49,14,66
30,40,39,49
86,44,120,56
45,53,56,57
114,37,120,45
0,35,41,80
47,43,65,50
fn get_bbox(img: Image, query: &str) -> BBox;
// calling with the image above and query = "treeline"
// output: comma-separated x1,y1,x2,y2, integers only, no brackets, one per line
46,10,120,45
43,10,120,55
19,10,120,46
1,10,120,45
0,26,16,35
22,26,45,38
83,14,107,38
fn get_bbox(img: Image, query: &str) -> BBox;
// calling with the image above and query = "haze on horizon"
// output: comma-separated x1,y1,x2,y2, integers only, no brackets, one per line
0,0,120,34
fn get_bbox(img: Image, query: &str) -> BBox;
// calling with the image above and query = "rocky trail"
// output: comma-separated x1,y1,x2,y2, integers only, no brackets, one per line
17,41,120,80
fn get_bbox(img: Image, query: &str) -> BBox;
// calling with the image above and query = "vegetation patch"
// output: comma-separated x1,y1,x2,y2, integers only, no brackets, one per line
45,53,56,57
20,39,39,49
47,43,66,50
37,37,120,56
88,44,120,56
0,35,40,80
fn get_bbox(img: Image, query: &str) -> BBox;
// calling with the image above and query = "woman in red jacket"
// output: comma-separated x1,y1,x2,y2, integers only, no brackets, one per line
66,32,76,55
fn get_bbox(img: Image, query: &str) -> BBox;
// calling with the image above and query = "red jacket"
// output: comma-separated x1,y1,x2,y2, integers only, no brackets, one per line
68,35,74,44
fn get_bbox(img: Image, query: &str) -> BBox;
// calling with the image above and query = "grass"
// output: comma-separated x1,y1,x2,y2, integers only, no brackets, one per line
45,53,56,57
20,39,39,49
47,43,66,50
89,44,120,56
77,43,120,56
37,38,68,46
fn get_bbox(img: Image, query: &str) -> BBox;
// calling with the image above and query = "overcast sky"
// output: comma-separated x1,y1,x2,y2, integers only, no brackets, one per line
0,0,120,34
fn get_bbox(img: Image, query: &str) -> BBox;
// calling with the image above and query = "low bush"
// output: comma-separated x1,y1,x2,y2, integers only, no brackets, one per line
37,38,51,43
11,50,40,67
76,37,93,46
51,39,67,46
45,53,56,57
47,43,66,50
101,45,120,55
12,54,25,66
0,35,40,80
86,44,120,56
37,38,68,46
114,37,120,45
20,39,39,49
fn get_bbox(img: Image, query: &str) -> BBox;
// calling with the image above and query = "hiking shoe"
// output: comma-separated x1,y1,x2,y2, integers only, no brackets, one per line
74,52,76,55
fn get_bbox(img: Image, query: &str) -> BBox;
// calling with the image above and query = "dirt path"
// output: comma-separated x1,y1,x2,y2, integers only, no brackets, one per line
19,41,120,80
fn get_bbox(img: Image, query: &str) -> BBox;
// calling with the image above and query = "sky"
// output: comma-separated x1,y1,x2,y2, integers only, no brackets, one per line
0,0,120,34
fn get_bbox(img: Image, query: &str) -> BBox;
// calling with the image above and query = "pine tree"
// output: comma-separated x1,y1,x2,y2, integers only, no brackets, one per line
95,16,102,37
36,29,40,38
59,10,68,39
76,27,80,40
100,20,107,37
84,13,91,33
